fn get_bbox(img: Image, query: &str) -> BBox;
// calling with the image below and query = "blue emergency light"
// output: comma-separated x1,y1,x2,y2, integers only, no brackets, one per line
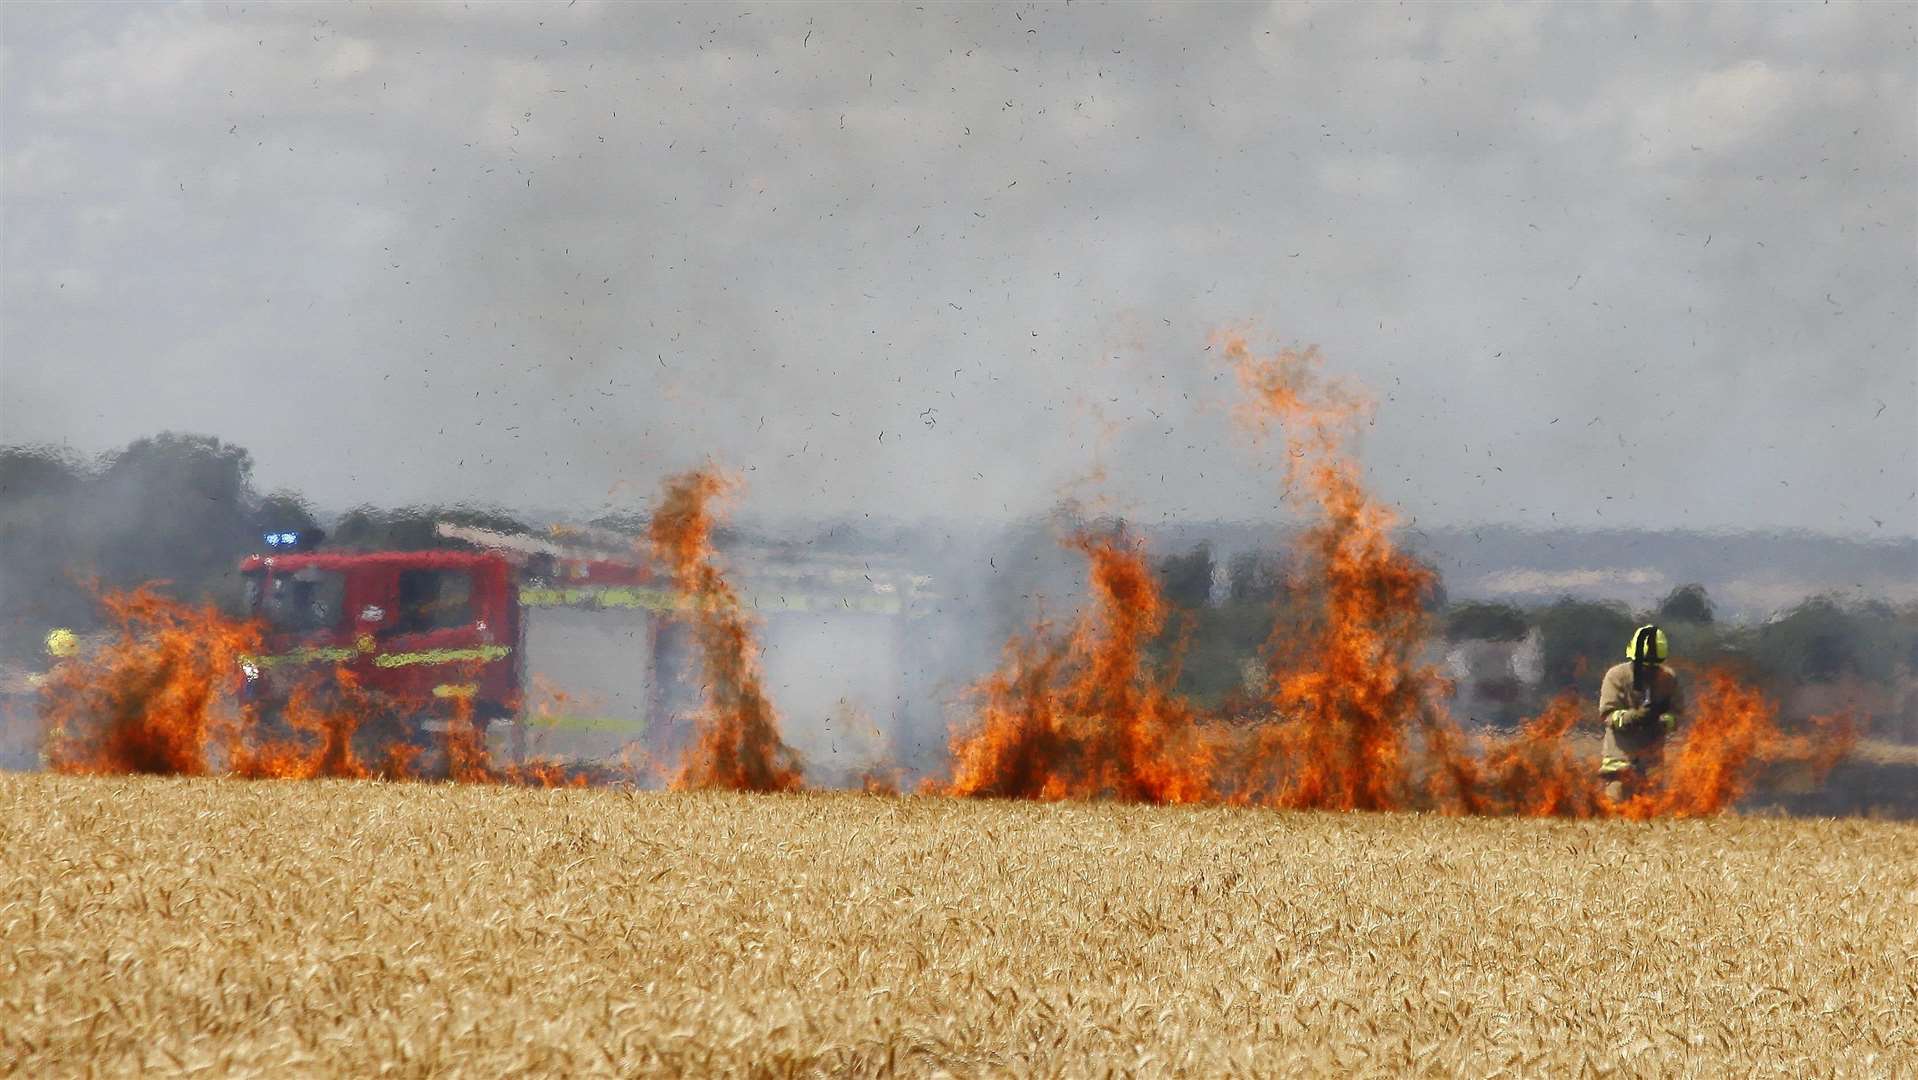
263,529,321,550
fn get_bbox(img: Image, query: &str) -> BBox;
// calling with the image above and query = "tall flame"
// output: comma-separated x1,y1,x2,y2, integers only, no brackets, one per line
647,467,804,793
1222,334,1456,810
938,532,1217,802
930,331,1852,819
41,586,257,776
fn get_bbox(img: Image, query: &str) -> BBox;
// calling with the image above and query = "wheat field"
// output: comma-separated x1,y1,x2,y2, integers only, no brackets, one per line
2,774,1913,1078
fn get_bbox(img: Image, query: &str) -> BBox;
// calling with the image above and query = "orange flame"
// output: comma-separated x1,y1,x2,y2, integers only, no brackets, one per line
930,331,1852,819
1222,334,1455,810
226,670,376,781
41,586,258,776
937,532,1217,803
647,467,804,793
40,586,588,787
1433,695,1604,817
1611,669,1856,820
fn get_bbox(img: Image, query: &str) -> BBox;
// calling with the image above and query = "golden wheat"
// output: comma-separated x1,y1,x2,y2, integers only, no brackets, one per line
1,774,1913,1078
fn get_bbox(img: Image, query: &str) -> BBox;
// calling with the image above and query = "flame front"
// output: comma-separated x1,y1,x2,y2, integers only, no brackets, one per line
39,587,586,787
30,334,1851,815
41,586,259,776
933,331,1851,818
1223,335,1457,810
647,467,805,793
938,532,1217,803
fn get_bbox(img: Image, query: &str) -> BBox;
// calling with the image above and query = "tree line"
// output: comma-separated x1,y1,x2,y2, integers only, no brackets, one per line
5,434,1914,744
0,435,526,661
1147,543,1918,740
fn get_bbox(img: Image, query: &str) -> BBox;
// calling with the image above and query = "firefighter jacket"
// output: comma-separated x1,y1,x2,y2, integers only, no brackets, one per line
1597,660,1682,774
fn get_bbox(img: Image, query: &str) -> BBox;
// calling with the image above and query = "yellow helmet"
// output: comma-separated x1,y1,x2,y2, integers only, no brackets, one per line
1625,624,1668,664
45,627,78,658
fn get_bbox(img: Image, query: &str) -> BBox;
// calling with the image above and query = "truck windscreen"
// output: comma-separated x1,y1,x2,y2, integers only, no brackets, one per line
263,569,346,632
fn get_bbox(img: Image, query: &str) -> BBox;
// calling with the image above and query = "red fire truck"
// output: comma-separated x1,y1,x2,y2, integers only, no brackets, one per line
240,549,521,719
238,522,936,775
238,525,676,759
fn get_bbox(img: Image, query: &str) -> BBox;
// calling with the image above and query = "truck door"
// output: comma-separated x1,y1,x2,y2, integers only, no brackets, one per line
369,564,513,716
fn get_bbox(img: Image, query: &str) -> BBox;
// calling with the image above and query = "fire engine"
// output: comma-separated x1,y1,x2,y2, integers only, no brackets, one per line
238,522,939,770
239,524,674,762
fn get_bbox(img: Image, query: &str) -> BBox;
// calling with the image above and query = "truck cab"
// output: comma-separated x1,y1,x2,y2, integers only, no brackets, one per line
238,549,522,727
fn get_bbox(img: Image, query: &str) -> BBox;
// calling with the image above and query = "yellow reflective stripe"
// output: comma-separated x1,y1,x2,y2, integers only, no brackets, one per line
519,586,678,611
373,645,512,669
598,587,681,610
243,646,358,669
431,683,478,699
518,585,908,615
528,713,648,733
1600,757,1633,774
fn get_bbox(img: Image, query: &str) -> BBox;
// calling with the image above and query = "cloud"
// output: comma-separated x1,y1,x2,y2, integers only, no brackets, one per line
1627,60,1799,166
1,1,1911,539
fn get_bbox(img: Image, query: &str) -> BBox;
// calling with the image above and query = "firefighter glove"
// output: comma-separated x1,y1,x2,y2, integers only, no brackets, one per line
1608,707,1647,729
1660,713,1677,735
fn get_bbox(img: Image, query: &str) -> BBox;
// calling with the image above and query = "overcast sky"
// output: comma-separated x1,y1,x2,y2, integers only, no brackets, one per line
3,2,1913,538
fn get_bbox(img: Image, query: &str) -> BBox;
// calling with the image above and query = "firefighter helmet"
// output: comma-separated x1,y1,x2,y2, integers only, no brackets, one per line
1625,624,1668,664
45,627,77,658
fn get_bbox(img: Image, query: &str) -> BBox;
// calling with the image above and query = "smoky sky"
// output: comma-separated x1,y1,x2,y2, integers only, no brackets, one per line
3,2,1913,538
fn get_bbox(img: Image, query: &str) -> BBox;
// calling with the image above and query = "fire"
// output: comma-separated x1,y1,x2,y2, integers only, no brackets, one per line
937,531,1217,803
931,331,1851,819
1610,669,1855,820
41,586,259,776
647,467,805,793
40,587,587,787
1222,334,1456,810
1440,695,1603,818
227,671,376,781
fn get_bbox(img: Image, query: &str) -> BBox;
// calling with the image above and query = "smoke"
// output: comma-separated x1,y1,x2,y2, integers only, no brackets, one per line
646,467,804,793
923,332,1858,817
933,529,1217,802
0,437,276,663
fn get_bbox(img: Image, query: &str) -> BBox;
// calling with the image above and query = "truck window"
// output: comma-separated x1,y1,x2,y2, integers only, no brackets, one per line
392,569,475,635
264,569,346,632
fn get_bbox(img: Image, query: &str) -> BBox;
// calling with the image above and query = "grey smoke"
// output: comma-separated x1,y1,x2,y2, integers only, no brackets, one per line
2,2,1911,538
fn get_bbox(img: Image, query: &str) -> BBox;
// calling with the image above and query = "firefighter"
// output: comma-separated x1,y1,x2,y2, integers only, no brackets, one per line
1597,624,1681,801
34,627,81,768
44,627,77,660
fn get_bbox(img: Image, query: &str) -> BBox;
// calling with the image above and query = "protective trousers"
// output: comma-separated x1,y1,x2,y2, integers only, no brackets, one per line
1600,722,1665,801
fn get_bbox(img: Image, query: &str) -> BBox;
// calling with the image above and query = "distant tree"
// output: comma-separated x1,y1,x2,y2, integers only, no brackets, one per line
0,446,85,502
1445,601,1529,643
1657,583,1715,626
1157,542,1215,611
88,433,255,600
1531,597,1636,694
1755,597,1857,684
1749,596,1918,686
1226,551,1283,604
0,447,94,657
330,505,530,551
250,490,323,544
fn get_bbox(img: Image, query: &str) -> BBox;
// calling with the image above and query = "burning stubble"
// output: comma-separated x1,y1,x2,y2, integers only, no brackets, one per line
935,531,1218,803
931,333,1852,817
646,467,804,794
27,335,1852,818
39,586,589,786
